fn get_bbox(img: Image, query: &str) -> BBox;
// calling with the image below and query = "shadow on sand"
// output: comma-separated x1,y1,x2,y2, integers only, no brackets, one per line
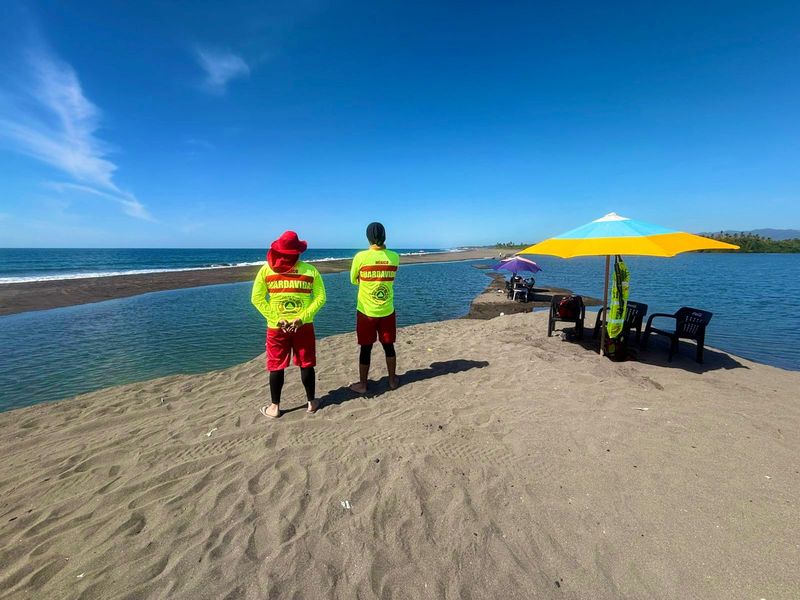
314,359,490,412
555,325,748,373
634,337,748,372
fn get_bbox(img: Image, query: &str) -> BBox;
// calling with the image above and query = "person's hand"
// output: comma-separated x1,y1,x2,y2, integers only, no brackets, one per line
277,319,289,332
288,318,303,332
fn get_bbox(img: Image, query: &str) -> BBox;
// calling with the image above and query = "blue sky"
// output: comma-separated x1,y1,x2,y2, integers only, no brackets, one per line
0,1,798,248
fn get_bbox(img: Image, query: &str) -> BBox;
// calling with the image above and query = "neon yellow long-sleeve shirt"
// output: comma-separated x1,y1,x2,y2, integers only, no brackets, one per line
350,247,400,317
251,261,326,328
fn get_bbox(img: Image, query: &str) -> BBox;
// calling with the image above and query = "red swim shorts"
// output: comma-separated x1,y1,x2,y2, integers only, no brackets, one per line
356,310,397,345
266,323,316,371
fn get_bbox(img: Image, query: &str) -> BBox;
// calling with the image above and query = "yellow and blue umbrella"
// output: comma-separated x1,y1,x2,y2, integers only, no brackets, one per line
519,213,739,354
522,212,739,258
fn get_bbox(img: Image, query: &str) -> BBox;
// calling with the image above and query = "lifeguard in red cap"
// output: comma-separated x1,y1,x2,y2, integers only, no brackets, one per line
251,231,326,418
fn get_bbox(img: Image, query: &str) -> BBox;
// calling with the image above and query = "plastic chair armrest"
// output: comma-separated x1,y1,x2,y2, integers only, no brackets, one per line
645,312,675,329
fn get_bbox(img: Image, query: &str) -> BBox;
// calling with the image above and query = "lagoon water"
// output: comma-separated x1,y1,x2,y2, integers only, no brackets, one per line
0,261,489,410
1,253,799,411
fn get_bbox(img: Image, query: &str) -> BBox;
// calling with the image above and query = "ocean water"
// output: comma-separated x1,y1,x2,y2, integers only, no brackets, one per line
0,261,490,411
0,248,446,283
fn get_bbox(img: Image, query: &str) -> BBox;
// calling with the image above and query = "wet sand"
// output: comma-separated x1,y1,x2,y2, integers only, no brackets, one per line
0,297,798,598
0,248,497,316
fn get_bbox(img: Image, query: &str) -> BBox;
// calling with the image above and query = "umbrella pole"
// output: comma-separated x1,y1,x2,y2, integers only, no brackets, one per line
599,255,610,355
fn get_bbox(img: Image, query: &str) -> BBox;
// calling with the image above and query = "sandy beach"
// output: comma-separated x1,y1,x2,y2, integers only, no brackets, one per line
1,300,798,599
0,248,496,316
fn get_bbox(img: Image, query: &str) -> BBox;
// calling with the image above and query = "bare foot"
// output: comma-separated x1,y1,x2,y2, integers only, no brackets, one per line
388,376,400,390
260,404,281,419
349,381,368,394
307,399,320,414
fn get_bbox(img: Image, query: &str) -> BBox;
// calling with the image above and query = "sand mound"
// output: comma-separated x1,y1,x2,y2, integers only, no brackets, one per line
1,313,798,599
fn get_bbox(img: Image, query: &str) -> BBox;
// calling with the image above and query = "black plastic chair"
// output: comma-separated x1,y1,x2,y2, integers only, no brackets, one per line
548,295,585,339
593,300,649,344
641,307,713,363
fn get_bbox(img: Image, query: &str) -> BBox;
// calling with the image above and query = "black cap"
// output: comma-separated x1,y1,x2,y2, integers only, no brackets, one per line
366,222,386,246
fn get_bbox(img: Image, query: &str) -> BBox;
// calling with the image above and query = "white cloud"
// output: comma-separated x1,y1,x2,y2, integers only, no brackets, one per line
0,39,151,220
194,47,250,95
45,182,153,221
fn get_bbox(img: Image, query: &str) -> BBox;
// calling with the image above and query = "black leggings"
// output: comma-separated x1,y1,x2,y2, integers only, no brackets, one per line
359,343,396,365
269,367,315,405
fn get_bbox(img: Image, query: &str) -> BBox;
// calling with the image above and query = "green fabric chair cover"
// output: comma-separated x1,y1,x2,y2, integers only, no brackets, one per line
607,256,630,339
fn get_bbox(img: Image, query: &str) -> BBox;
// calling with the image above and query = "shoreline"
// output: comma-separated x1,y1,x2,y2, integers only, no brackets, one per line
466,271,603,319
0,248,497,316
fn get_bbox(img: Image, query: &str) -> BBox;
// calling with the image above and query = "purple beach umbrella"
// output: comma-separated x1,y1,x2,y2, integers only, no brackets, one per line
492,256,542,274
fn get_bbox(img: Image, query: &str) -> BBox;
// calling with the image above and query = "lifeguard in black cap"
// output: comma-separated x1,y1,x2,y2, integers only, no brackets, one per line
349,222,401,393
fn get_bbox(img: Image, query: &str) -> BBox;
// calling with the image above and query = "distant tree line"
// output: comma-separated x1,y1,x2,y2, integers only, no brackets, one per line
704,232,800,253
495,242,532,249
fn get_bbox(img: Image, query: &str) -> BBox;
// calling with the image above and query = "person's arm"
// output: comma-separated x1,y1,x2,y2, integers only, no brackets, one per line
251,266,278,324
299,268,327,323
350,253,361,285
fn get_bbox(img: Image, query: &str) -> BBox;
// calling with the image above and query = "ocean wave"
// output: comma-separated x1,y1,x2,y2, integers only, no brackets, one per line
305,256,349,263
309,250,449,260
397,249,456,256
0,262,267,284
0,249,457,284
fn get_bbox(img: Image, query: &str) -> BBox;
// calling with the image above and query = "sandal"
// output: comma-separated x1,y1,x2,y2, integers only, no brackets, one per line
260,405,280,419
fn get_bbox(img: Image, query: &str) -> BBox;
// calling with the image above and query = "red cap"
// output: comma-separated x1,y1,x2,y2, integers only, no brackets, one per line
269,231,307,255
